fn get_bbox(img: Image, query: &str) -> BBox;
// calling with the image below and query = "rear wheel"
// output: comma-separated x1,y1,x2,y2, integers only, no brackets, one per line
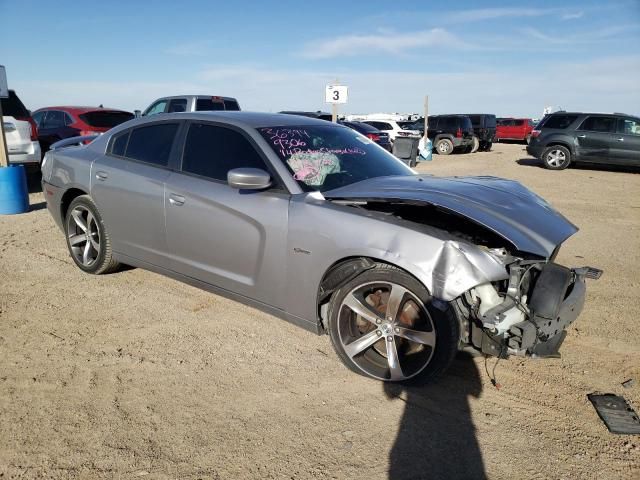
65,195,120,274
542,145,571,170
327,264,459,382
435,138,454,155
482,141,493,152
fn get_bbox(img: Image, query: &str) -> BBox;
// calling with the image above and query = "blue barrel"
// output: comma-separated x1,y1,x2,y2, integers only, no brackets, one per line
0,165,30,215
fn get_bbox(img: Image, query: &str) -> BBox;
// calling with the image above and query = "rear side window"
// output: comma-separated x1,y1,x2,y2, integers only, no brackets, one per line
125,123,178,167
224,99,240,111
64,113,74,126
43,111,66,129
32,111,45,127
468,115,481,127
167,99,187,113
578,116,616,133
111,131,129,156
181,123,268,181
461,117,472,129
79,111,134,128
484,116,496,128
195,98,226,111
542,114,578,129
618,118,640,136
514,120,524,126
0,91,29,118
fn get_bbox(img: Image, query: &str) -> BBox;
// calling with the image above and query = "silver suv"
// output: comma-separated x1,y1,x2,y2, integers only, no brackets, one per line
142,95,240,116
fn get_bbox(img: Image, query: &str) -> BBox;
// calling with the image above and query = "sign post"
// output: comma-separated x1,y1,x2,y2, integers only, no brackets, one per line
0,66,9,167
423,95,429,140
325,81,348,123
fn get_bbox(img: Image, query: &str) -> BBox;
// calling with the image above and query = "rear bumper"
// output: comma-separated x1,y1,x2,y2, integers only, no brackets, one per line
8,141,41,169
526,144,544,158
41,179,65,231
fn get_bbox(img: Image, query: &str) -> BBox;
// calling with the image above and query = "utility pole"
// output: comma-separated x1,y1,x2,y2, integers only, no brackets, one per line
423,95,429,140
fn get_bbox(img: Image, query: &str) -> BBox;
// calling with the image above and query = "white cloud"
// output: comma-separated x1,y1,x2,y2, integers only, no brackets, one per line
299,28,469,59
562,11,585,20
16,56,640,118
447,7,549,22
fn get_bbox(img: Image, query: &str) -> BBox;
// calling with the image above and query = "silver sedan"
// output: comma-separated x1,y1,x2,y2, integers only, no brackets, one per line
41,112,600,382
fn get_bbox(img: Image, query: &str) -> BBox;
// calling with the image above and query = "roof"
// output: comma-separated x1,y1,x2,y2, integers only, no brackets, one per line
34,106,132,114
153,95,237,101
118,111,344,129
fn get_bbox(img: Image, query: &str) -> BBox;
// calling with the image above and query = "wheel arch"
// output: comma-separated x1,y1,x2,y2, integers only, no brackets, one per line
316,255,443,332
543,138,575,156
60,187,89,223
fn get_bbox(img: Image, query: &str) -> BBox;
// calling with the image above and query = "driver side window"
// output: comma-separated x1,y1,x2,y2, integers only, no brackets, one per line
181,123,271,183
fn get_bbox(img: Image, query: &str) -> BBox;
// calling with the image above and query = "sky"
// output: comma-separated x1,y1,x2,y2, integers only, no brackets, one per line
1,0,639,118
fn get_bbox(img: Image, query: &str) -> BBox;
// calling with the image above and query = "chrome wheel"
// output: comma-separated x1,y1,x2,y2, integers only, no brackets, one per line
437,140,451,154
67,205,100,267
337,281,436,381
545,149,568,168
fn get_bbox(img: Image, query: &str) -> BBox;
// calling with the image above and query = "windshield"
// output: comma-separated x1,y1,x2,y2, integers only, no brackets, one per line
258,125,413,192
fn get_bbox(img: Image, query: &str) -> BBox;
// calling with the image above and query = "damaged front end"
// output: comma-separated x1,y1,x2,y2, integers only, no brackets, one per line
323,174,603,359
458,258,602,358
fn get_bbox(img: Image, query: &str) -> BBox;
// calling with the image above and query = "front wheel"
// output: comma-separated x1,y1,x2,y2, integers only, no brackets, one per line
542,145,571,170
327,264,459,382
65,195,120,274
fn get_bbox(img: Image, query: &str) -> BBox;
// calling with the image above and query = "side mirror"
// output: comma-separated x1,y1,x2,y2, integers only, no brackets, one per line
227,168,272,190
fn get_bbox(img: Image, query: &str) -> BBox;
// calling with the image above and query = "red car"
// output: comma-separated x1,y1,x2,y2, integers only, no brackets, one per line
496,118,535,144
32,106,134,152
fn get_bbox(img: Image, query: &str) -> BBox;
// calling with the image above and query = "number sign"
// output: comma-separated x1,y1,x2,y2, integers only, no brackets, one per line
325,85,348,104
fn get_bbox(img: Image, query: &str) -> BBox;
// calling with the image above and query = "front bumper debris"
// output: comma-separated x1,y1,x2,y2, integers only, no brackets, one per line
507,265,602,357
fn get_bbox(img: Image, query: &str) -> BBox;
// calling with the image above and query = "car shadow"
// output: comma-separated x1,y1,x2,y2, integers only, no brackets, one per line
384,352,485,480
28,201,47,212
27,171,43,193
517,158,640,173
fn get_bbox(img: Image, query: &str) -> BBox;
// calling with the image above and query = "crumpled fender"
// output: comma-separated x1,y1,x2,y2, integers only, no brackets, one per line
431,241,509,301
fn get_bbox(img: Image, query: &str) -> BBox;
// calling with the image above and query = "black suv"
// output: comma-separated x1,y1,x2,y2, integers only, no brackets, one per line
527,112,640,169
466,114,497,152
415,115,474,155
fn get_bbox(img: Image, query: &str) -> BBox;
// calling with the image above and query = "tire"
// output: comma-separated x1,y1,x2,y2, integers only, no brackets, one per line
435,138,454,155
409,157,417,168
470,136,480,153
541,145,571,170
483,141,493,152
327,264,459,383
64,195,120,274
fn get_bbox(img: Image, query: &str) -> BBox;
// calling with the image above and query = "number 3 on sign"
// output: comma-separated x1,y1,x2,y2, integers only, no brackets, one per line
325,85,348,104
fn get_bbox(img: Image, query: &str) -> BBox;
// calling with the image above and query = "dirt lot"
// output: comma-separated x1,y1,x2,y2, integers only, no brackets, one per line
1,143,639,479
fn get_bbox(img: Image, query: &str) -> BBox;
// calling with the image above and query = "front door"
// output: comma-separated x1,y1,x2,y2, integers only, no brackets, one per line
164,121,289,308
613,117,640,166
91,122,180,266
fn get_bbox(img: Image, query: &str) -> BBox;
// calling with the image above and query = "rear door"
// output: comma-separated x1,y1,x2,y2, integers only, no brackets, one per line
38,110,78,144
613,117,640,166
575,115,618,163
91,121,180,266
164,121,289,307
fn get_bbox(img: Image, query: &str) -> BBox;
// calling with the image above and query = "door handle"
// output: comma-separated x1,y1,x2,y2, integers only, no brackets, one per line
577,134,586,138
616,137,624,142
168,194,185,206
95,171,108,181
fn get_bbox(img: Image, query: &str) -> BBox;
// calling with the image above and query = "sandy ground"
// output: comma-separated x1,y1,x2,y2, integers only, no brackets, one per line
1,143,639,479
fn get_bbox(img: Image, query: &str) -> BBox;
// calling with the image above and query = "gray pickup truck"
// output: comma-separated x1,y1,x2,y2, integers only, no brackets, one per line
141,95,240,116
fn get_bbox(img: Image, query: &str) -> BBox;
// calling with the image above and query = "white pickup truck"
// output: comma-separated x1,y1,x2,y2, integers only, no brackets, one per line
2,90,41,170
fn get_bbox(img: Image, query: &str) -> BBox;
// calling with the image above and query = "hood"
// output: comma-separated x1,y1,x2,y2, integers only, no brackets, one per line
324,175,578,258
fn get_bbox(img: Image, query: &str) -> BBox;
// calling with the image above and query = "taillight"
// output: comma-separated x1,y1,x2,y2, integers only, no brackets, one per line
16,116,38,141
366,133,380,141
456,127,462,138
531,129,541,138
